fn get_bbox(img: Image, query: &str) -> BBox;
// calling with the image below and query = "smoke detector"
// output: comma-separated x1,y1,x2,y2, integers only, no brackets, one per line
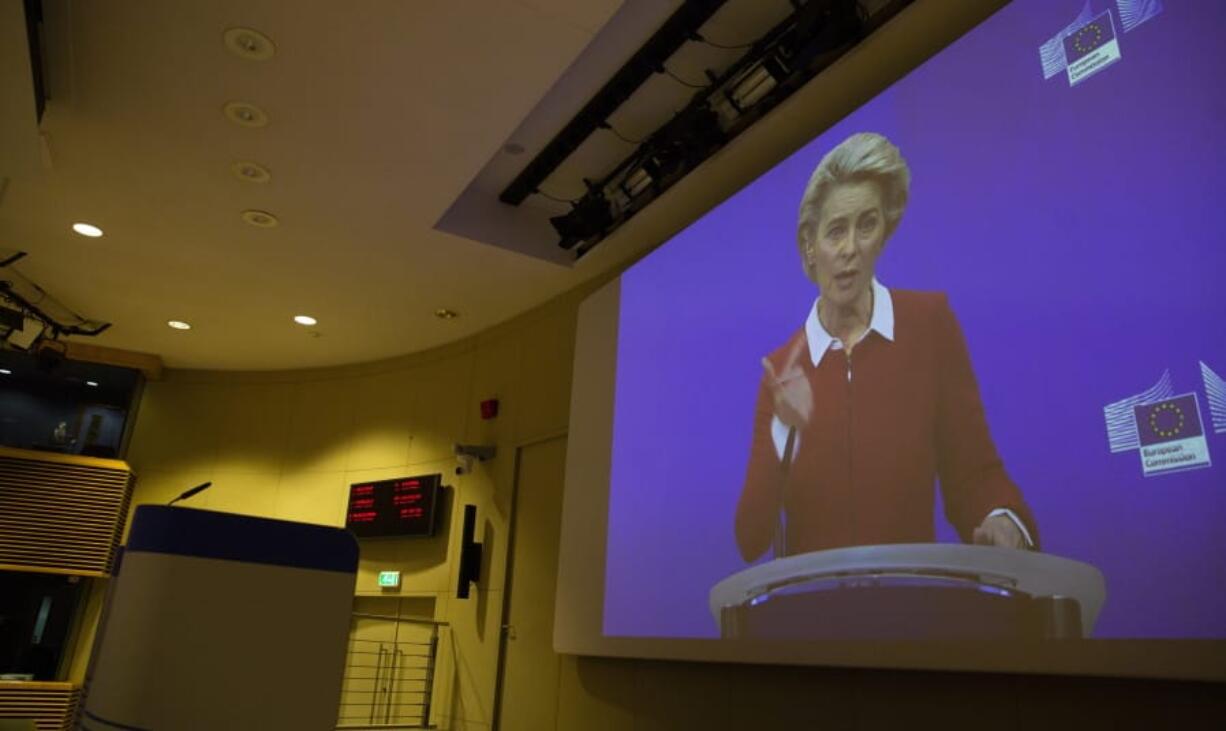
231,161,271,184
224,27,276,61
223,101,269,128
241,209,279,228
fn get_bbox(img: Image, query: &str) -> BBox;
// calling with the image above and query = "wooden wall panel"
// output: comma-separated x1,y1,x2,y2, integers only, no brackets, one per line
0,448,134,576
0,682,80,731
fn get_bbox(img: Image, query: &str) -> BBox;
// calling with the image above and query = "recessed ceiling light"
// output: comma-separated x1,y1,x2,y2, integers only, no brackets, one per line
223,27,276,61
72,222,104,237
85,380,99,387
241,209,279,228
0,368,11,375
223,101,269,128
231,160,271,184
434,309,458,320
293,315,317,326
167,320,192,330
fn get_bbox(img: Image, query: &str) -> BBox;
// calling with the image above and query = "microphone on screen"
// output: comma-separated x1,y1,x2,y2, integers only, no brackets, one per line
768,337,808,558
773,426,798,558
168,481,213,506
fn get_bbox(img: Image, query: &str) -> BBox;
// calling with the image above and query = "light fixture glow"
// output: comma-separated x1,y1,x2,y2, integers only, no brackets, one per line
0,369,11,375
293,315,317,326
72,223,104,238
434,309,458,320
85,380,99,387
168,320,192,330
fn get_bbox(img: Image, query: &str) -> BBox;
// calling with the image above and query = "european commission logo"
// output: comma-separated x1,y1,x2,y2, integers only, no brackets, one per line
1105,362,1226,477
1063,11,1121,86
1039,0,1163,86
1131,395,1209,476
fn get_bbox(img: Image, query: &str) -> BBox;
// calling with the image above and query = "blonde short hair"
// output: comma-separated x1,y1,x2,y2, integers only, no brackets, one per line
797,132,911,246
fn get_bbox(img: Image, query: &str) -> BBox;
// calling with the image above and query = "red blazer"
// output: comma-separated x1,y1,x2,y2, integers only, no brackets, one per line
734,289,1039,560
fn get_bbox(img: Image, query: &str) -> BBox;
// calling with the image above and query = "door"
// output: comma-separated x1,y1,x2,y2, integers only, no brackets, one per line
494,437,567,730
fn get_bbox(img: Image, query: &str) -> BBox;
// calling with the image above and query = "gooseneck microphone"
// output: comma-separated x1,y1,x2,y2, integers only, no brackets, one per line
773,429,797,558
769,337,807,560
168,481,213,506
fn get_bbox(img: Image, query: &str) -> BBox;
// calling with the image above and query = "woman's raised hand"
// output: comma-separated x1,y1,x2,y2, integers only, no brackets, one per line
762,338,812,430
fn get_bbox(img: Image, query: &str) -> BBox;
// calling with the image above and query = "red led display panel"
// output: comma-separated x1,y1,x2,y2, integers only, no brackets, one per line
345,474,441,538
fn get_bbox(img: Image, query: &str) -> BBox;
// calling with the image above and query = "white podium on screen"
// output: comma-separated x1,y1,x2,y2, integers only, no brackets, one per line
710,544,1106,639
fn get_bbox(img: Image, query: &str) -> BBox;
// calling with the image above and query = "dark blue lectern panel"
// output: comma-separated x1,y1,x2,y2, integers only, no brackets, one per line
127,505,358,573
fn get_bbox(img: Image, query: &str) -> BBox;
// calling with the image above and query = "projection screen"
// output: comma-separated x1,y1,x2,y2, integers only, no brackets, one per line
556,0,1226,680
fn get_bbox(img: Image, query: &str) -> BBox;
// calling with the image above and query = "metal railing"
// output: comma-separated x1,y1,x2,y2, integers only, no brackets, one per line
336,613,446,729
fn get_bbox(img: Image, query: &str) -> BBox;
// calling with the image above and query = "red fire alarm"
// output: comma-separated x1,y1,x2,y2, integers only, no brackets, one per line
480,398,499,420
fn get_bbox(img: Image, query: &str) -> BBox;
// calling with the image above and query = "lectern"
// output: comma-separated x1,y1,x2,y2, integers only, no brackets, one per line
710,544,1106,639
80,506,359,730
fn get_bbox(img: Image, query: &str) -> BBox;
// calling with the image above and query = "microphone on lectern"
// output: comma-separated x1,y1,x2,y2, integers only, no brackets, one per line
168,482,213,506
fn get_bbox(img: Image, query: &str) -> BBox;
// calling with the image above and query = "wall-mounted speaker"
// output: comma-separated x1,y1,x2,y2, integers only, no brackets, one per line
456,504,482,599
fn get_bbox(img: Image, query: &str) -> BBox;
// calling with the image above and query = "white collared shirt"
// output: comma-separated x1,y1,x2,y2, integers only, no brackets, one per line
767,279,1033,547
803,277,895,367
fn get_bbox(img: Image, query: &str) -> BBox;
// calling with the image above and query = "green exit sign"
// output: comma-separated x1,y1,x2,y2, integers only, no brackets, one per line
378,571,401,588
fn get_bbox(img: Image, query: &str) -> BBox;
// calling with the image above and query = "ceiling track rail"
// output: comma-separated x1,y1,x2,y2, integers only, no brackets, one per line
499,0,731,206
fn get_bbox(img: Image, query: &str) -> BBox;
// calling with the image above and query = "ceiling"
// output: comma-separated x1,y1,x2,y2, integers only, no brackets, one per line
0,0,801,370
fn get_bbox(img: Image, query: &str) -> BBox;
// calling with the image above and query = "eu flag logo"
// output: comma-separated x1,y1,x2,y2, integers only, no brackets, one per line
1135,395,1203,446
1131,394,1212,476
1065,17,1114,62
1062,11,1122,86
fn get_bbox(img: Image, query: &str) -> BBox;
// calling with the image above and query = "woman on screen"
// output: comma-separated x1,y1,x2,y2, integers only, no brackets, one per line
734,132,1039,561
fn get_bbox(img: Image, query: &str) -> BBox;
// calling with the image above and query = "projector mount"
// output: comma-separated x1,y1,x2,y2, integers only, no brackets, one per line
0,250,111,351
